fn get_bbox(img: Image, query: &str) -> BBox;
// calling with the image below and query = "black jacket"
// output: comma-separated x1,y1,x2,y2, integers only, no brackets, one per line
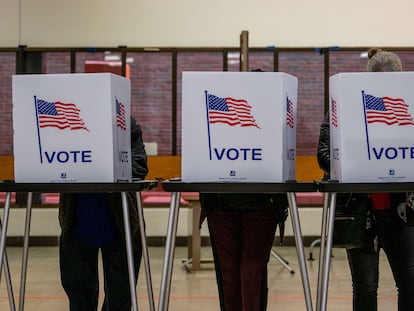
199,192,289,225
317,113,330,180
59,117,148,243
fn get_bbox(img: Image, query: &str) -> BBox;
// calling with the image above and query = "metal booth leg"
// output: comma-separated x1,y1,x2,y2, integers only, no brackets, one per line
0,192,17,310
18,192,33,311
136,192,155,311
121,192,138,311
158,192,181,311
0,215,17,311
0,192,12,280
287,192,313,311
316,192,330,311
316,192,337,311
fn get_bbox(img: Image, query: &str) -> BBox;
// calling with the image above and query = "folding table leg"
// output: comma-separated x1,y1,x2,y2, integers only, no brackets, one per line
316,193,330,311
19,192,33,311
136,192,155,311
0,218,16,311
158,192,181,311
287,192,313,311
317,192,337,311
0,192,12,278
121,192,138,311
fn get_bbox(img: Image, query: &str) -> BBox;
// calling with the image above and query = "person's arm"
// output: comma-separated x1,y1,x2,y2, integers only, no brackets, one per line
130,116,148,179
317,113,330,176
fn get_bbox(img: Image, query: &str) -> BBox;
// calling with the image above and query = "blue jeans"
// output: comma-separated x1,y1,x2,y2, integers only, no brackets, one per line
59,236,142,311
347,209,414,311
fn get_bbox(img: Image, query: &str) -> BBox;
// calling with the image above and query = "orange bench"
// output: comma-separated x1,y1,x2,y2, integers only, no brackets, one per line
0,154,324,207
1,154,323,183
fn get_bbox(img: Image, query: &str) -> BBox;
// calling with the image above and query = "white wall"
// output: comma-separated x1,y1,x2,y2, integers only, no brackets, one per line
1,0,413,47
0,206,322,239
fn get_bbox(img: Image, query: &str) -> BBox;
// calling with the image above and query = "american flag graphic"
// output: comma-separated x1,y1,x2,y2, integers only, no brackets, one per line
116,98,126,130
286,97,294,128
207,93,259,128
364,93,414,126
36,98,88,131
331,99,338,127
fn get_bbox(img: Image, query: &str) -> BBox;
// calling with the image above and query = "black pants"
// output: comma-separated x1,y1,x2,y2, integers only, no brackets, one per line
347,209,414,311
59,236,142,311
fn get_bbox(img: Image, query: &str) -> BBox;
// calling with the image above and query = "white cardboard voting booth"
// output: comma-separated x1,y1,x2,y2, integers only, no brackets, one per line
12,73,132,183
181,71,298,182
330,72,414,182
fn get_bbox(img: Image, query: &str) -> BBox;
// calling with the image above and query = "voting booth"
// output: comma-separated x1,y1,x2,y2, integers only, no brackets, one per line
181,71,298,182
330,72,414,182
12,73,132,183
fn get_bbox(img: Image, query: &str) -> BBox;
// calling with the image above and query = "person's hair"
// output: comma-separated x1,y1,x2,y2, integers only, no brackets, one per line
366,48,402,72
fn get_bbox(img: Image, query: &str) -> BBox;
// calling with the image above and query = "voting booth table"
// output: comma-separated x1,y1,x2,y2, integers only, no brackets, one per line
0,73,156,311
157,72,315,311
316,72,414,311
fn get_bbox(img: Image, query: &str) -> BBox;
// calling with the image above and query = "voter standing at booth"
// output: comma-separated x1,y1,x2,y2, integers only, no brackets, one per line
58,116,148,311
317,48,414,311
199,193,288,311
182,68,296,311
